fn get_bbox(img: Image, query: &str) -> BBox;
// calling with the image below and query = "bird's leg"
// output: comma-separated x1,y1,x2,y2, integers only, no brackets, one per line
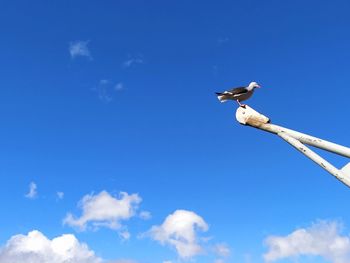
236,100,246,108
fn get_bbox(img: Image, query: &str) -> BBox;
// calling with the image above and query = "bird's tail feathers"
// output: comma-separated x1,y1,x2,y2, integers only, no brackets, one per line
216,93,228,103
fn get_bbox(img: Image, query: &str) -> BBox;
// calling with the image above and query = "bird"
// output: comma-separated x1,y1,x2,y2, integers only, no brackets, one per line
216,81,261,107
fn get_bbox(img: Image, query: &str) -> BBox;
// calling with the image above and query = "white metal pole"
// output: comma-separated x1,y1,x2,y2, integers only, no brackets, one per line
252,123,350,158
278,132,350,187
236,106,350,158
235,105,350,188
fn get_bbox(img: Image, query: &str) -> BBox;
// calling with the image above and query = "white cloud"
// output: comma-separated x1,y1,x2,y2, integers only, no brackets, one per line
25,182,37,199
146,209,209,259
264,220,350,263
122,57,144,68
69,41,92,59
57,191,64,200
63,191,142,235
0,230,102,263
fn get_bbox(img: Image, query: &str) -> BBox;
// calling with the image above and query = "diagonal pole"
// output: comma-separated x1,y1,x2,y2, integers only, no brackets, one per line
235,105,350,188
278,132,350,187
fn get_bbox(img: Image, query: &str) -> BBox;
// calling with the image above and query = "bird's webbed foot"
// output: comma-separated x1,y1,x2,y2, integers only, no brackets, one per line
236,101,246,108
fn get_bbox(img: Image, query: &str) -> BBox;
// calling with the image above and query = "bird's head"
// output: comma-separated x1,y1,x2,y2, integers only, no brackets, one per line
247,81,261,91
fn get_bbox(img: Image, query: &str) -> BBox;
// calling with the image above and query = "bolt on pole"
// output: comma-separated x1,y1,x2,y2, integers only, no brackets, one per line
235,105,350,188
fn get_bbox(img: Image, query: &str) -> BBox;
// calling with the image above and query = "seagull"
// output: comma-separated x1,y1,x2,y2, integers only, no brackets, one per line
216,81,261,107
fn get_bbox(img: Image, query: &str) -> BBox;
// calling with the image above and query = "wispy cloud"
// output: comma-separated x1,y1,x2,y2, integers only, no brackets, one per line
63,191,142,238
264,220,350,263
139,211,151,220
213,243,231,263
96,79,113,103
100,79,109,85
93,80,124,103
57,191,64,200
108,260,138,263
114,82,124,91
119,230,131,241
217,37,229,45
122,56,144,68
214,243,231,257
69,40,92,59
25,182,37,199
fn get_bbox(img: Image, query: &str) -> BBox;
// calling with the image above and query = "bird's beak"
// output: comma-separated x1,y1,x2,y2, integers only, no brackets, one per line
256,85,261,88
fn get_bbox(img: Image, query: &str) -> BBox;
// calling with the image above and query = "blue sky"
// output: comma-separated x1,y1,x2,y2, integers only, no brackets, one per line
1,1,350,263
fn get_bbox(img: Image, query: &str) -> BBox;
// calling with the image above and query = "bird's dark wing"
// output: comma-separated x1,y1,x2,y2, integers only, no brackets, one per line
228,87,248,95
